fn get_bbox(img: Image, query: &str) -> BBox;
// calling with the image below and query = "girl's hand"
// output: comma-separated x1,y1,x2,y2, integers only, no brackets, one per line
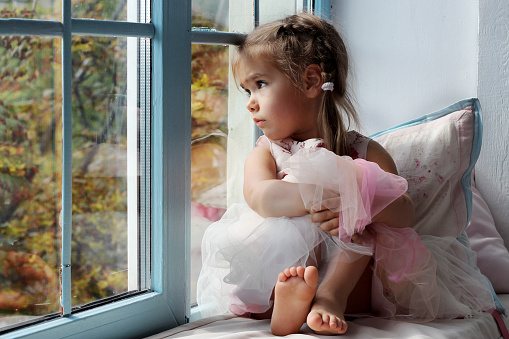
310,209,363,244
311,209,340,235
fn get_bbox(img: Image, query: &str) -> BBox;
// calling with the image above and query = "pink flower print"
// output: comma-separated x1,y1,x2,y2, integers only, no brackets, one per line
435,173,444,184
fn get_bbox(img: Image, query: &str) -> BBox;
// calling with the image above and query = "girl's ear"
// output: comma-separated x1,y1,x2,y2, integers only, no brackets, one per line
303,64,323,98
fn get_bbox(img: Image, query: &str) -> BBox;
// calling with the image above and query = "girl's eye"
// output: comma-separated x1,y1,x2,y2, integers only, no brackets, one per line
244,89,251,96
257,81,267,89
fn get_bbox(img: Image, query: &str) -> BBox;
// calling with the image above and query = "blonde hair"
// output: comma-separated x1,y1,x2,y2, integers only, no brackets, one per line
232,13,359,156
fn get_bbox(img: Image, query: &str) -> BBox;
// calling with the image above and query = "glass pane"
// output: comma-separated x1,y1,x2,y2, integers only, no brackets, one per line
72,0,127,21
0,36,61,329
258,0,300,25
192,0,228,31
0,0,62,20
0,0,136,21
71,35,138,307
190,43,229,304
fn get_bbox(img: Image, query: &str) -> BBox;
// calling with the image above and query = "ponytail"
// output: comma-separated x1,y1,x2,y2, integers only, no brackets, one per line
319,90,358,155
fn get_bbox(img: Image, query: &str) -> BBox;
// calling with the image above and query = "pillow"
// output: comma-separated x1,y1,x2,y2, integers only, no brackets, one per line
466,185,509,293
370,98,481,238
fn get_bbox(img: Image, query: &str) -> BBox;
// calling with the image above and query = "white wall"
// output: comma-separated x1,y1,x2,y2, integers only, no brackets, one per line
477,0,509,247
333,0,479,135
333,0,509,247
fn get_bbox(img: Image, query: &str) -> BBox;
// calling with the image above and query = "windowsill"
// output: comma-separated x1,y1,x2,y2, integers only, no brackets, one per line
3,291,177,339
0,315,39,329
189,304,203,323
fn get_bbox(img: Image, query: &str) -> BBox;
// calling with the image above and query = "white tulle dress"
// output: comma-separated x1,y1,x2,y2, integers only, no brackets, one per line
197,132,495,321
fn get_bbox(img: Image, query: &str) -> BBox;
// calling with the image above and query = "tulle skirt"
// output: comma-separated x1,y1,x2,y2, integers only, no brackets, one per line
196,148,495,320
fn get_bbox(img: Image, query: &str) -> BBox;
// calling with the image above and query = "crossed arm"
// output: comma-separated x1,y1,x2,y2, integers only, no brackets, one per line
243,144,309,218
243,140,415,234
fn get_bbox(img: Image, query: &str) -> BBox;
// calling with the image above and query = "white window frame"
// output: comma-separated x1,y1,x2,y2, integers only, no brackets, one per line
0,0,329,337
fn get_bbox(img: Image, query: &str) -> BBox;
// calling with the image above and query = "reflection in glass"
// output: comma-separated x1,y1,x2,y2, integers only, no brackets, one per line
190,1,230,305
70,35,133,307
0,36,61,329
0,0,61,21
72,0,127,21
0,0,129,21
190,43,229,304
192,0,228,31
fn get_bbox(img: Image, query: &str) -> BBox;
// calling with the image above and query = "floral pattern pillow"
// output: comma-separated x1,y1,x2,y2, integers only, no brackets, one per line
371,98,481,238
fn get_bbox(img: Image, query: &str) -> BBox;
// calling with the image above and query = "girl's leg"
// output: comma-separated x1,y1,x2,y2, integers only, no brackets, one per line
270,266,319,336
251,244,322,325
307,254,372,335
252,245,322,325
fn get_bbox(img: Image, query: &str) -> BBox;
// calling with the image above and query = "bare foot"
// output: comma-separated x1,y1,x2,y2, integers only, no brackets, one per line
307,295,348,335
270,266,319,336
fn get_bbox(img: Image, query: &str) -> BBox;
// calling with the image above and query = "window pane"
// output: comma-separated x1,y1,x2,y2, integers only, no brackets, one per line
0,0,61,20
72,0,127,21
71,35,138,307
258,0,301,25
190,43,229,304
0,1,133,22
192,0,228,31
0,35,61,329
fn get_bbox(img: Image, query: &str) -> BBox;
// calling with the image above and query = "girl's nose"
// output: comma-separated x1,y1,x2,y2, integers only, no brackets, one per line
246,97,258,112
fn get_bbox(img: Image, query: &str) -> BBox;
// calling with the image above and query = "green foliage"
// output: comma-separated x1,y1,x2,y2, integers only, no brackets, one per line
1,3,129,318
0,4,229,321
190,13,229,140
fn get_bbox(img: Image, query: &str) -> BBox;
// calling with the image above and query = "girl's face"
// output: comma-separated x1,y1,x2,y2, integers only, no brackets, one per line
237,57,320,141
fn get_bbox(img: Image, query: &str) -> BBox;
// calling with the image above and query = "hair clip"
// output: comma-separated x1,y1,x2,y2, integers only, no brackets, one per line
321,82,334,91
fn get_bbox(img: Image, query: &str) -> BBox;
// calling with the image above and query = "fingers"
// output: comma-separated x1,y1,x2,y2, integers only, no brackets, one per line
316,218,339,233
310,209,340,234
311,210,363,242
328,228,339,236
310,209,338,223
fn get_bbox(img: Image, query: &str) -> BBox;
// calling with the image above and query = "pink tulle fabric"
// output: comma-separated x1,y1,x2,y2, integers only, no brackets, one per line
197,137,495,321
284,145,431,273
284,146,446,320
283,147,409,242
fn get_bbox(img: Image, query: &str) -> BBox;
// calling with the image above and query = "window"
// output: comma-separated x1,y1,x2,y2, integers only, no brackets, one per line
1,1,158,337
0,0,327,337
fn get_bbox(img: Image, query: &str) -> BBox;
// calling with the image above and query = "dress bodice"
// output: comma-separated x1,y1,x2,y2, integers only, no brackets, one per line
256,131,371,180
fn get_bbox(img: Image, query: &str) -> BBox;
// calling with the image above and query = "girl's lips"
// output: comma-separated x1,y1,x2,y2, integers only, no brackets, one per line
254,119,265,127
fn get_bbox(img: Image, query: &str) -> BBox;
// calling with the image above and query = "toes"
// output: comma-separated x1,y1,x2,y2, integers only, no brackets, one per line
328,316,338,330
307,311,347,335
321,314,330,329
306,312,322,329
338,319,348,334
289,266,298,276
331,318,347,334
296,266,305,277
303,266,319,287
278,266,318,287
283,266,306,278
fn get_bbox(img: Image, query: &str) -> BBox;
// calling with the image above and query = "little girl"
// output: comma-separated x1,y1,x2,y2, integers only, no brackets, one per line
197,12,495,336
